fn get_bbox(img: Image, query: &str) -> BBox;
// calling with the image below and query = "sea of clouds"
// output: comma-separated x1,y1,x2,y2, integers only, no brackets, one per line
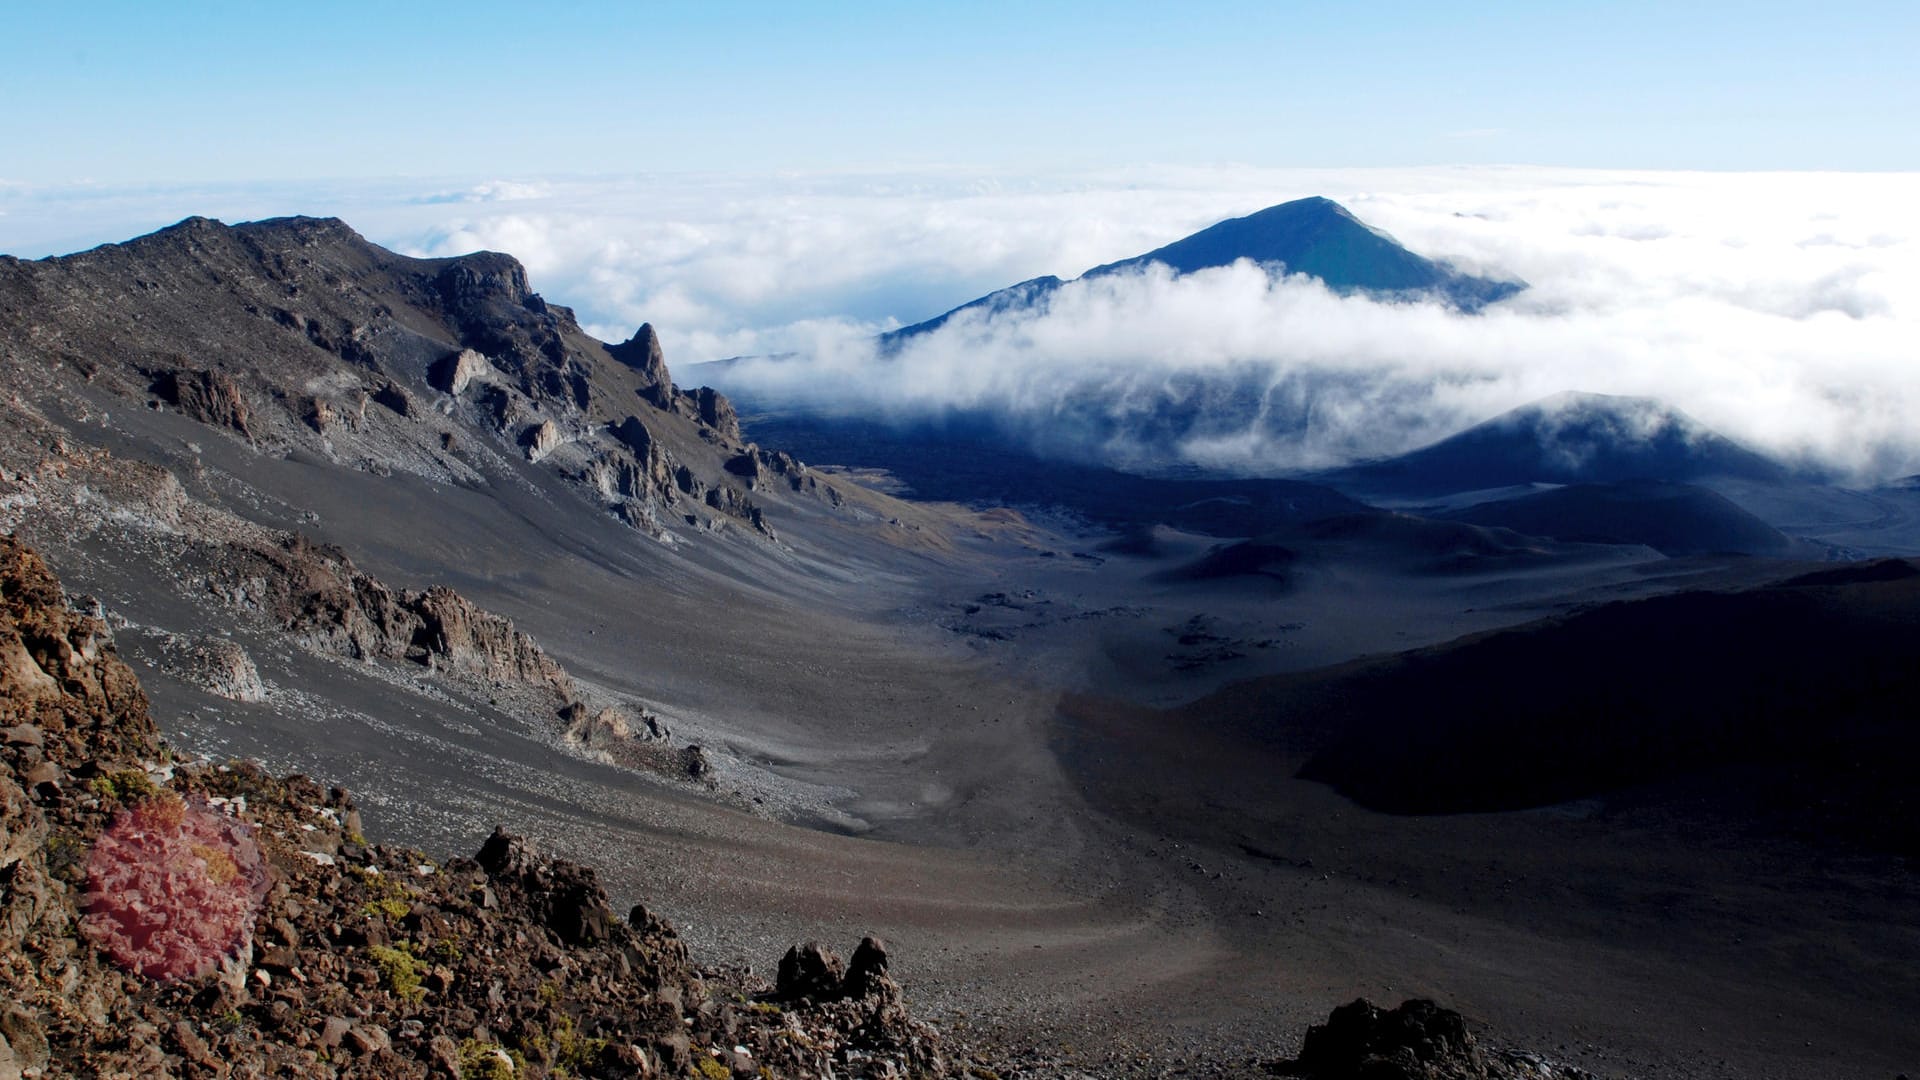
2,166,1914,479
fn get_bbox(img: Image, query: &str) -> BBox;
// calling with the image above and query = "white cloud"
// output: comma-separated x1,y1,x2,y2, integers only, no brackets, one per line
3,166,1916,480
707,170,1920,481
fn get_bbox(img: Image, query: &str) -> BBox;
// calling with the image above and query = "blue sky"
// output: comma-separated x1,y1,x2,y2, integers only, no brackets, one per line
5,1,1917,183
0,6,1916,479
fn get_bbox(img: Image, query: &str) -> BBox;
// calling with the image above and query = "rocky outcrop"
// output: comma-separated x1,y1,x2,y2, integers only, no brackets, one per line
1271,999,1597,1080
167,635,266,703
371,380,413,418
606,323,670,388
776,941,848,1003
0,535,157,770
522,419,561,463
210,534,575,702
157,369,254,440
406,585,569,693
693,387,740,443
0,214,845,548
610,414,652,457
0,537,971,1078
304,396,335,434
428,348,491,395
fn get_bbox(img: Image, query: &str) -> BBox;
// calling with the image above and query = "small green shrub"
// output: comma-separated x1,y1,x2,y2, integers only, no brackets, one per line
457,1038,524,1080
550,1014,608,1072
366,943,423,1003
88,769,157,801
361,897,410,921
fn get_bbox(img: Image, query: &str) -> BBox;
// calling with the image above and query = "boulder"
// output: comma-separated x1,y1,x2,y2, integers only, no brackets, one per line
723,452,760,482
371,380,413,418
174,636,265,702
611,415,653,456
430,348,491,395
1278,998,1488,1079
305,396,335,433
841,936,895,1000
522,419,561,462
775,942,845,1003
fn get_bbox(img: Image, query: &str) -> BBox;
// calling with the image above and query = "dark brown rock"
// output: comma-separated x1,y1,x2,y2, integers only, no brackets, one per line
842,936,894,1000
1279,998,1488,1079
158,369,253,439
608,323,671,388
611,414,654,456
681,744,712,779
775,942,846,1003
372,380,413,417
694,386,740,442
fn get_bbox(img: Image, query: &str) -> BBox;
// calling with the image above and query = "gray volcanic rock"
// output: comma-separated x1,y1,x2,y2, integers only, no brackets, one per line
610,413,653,456
168,635,266,703
606,322,670,386
209,533,575,702
694,386,740,442
0,214,799,537
407,584,571,693
0,540,970,1078
428,347,490,395
522,418,562,462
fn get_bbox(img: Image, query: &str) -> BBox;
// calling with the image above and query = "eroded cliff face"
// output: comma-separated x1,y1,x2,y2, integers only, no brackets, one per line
0,215,856,539
0,535,964,1079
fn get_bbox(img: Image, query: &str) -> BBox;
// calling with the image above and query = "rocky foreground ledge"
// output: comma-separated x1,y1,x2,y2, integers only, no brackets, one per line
0,533,956,1079
0,532,1597,1079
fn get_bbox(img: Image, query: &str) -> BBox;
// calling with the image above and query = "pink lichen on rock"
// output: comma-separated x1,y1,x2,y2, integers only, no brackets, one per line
81,792,269,981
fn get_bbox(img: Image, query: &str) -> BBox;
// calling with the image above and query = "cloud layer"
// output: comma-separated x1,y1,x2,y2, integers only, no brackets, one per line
709,169,1920,481
3,167,1915,480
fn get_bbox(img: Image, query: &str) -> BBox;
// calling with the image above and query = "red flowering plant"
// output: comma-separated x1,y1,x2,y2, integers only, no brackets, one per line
81,790,271,981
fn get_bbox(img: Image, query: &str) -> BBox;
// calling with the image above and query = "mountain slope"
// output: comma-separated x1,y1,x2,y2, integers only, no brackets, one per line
1443,479,1802,557
1085,196,1523,308
876,196,1521,348
0,214,998,846
1329,391,1790,497
1292,561,1920,851
0,215,930,543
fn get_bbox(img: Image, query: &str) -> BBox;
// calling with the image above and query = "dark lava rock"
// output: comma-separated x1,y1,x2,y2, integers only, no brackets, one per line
607,322,671,387
842,935,895,1000
370,379,413,417
1301,998,1479,1077
1271,998,1602,1079
157,368,254,439
694,386,740,442
776,941,847,1002
611,414,653,456
681,744,712,779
